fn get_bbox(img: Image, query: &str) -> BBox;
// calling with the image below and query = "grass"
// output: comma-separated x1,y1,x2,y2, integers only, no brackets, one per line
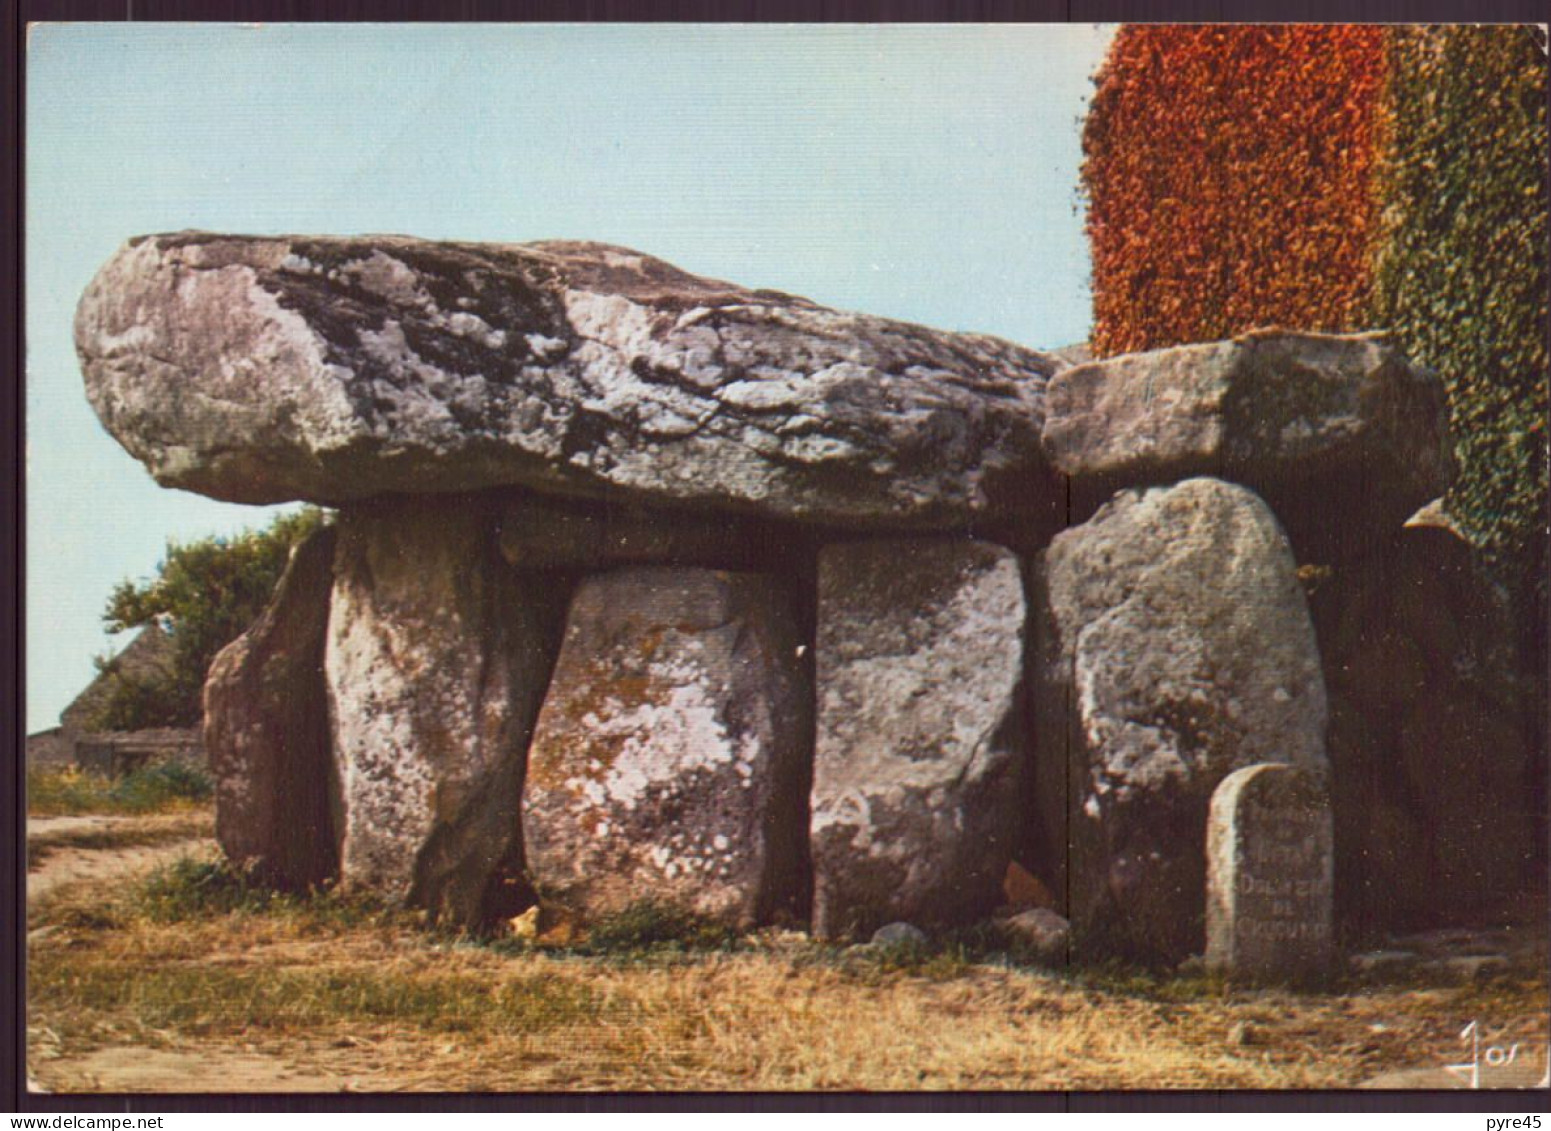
136,857,311,921
26,858,1550,1092
28,763,214,817
33,961,604,1037
571,900,741,955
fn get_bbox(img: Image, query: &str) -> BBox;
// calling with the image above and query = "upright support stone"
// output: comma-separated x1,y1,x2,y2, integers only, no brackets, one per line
204,521,338,889
1307,503,1543,932
1206,763,1334,982
522,568,811,929
1033,477,1328,963
810,539,1027,940
325,495,564,927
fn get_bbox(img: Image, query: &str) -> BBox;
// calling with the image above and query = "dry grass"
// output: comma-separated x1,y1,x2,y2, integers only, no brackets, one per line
26,866,1550,1093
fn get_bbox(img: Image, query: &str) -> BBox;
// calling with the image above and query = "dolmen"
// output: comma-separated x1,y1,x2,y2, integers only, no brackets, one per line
76,232,1541,969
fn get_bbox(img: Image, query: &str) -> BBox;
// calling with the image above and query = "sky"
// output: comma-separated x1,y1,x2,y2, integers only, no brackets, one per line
25,22,1116,733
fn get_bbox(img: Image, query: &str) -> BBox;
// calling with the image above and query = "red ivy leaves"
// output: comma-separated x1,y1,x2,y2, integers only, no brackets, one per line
1082,25,1387,356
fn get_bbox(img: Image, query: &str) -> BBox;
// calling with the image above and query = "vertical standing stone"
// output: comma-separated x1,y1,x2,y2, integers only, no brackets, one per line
522,568,811,928
1036,477,1327,961
1307,506,1543,934
205,522,338,890
1206,763,1334,981
1033,477,1328,963
811,539,1027,940
325,495,564,927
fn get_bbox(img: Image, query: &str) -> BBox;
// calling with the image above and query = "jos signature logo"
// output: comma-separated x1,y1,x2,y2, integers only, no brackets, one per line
1445,1020,1549,1089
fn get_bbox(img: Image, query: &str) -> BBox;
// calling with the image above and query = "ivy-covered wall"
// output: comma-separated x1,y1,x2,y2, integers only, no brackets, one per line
1371,25,1548,598
1081,24,1548,601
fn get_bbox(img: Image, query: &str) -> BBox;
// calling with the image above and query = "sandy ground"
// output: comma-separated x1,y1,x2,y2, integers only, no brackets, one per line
25,816,317,1094
26,815,219,904
24,817,425,1094
29,816,124,837
1360,1059,1548,1089
30,1049,357,1095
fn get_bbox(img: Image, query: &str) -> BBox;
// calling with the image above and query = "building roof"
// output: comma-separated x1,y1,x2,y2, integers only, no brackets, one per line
58,622,177,733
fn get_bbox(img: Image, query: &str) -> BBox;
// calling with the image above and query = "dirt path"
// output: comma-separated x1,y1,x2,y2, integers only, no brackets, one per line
27,814,218,904
29,815,126,837
33,1048,358,1094
27,839,219,904
26,815,349,1093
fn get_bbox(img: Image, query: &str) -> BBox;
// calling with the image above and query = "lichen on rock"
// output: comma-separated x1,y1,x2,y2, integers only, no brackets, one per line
522,567,811,928
810,538,1028,940
325,494,565,928
76,232,1060,529
1033,477,1328,963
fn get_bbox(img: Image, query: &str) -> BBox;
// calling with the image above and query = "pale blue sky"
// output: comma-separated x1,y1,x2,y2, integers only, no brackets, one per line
26,22,1115,732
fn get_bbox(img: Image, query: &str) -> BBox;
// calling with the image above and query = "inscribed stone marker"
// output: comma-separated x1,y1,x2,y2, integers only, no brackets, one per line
1206,763,1334,981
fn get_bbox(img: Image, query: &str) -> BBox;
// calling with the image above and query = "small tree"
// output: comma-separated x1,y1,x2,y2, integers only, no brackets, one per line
92,508,328,730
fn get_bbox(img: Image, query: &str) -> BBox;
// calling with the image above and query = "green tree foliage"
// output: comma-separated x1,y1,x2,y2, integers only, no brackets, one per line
1372,26,1549,605
93,508,328,730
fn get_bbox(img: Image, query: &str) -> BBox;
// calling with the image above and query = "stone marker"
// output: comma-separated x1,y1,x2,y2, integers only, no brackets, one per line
1206,763,1334,982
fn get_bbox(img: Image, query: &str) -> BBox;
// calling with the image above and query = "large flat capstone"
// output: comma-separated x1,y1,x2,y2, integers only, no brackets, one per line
1043,330,1452,558
76,233,1059,529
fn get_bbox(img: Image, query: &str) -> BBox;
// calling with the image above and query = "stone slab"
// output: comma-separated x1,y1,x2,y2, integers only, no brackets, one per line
810,538,1027,939
76,233,1060,529
1206,762,1334,982
521,567,811,928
